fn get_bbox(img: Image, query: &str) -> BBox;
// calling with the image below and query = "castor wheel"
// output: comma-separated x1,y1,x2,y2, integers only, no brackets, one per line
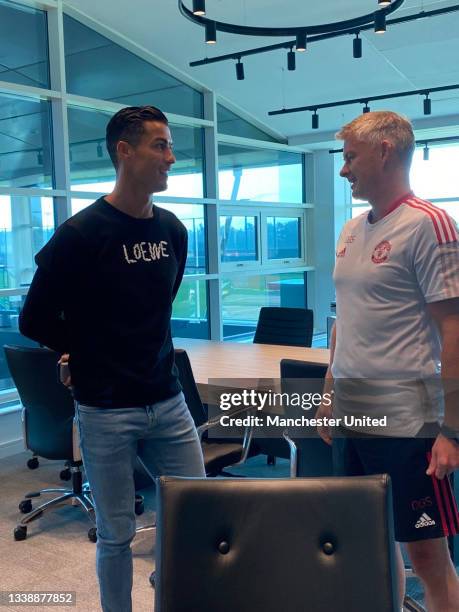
135,495,144,516
149,571,156,588
27,457,39,469
88,527,97,543
14,525,27,541
19,499,32,513
59,468,71,481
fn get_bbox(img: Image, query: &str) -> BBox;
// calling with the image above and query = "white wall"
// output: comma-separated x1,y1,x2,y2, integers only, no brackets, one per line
0,405,24,459
309,150,348,332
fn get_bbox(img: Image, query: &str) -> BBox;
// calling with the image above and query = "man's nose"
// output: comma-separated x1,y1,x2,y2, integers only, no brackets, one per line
340,164,347,177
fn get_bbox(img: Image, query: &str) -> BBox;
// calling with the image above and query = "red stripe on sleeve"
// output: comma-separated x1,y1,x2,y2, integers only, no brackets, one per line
407,201,443,244
413,197,457,243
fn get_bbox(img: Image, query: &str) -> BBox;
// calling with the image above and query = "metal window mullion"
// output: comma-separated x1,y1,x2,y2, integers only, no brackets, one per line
0,80,61,100
203,91,222,340
47,4,71,224
217,134,310,154
65,94,213,129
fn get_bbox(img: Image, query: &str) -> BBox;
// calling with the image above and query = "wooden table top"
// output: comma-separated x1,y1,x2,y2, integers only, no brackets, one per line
173,337,330,402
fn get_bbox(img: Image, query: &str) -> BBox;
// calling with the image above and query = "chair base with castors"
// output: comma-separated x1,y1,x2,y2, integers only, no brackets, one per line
14,463,95,541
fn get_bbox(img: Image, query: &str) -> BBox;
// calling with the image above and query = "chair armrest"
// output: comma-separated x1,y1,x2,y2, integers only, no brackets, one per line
196,405,256,439
283,431,298,478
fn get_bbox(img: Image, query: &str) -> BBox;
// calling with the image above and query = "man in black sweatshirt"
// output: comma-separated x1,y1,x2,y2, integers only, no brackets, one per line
19,106,205,612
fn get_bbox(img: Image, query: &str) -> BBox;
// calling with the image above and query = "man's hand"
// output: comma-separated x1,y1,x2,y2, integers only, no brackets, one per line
426,434,459,479
58,353,72,387
316,398,333,446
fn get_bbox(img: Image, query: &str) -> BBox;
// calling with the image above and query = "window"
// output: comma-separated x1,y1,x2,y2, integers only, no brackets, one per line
222,272,307,340
220,214,258,265
218,144,304,203
0,194,54,288
156,202,206,274
0,0,49,89
68,107,205,197
411,145,459,200
0,194,54,391
266,215,302,261
217,104,280,142
0,93,53,189
172,279,209,339
64,15,203,118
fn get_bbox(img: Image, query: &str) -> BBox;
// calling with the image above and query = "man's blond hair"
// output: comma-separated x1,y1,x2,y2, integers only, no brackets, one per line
336,111,415,165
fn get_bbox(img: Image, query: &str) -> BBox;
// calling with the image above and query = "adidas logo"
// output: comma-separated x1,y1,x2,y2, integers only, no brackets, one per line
415,513,436,529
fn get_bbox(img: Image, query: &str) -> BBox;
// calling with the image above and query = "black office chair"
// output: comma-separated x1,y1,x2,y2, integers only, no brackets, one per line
280,359,333,477
155,475,398,612
253,306,313,347
175,348,254,476
4,345,95,541
252,360,332,474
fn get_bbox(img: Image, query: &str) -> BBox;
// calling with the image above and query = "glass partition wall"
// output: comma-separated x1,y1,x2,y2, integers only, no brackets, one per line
0,0,310,404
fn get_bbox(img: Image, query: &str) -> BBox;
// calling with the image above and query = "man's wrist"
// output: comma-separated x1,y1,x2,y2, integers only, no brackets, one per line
440,423,459,443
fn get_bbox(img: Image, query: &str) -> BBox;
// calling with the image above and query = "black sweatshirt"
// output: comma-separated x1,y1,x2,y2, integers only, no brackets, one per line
19,198,187,407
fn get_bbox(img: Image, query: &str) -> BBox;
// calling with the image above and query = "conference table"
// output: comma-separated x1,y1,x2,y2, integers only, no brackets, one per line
173,337,330,404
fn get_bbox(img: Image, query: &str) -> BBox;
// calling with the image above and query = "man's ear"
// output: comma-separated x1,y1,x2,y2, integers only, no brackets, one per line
380,139,393,164
116,140,132,164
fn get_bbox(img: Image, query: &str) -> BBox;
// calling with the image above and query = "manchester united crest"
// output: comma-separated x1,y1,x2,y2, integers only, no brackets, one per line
371,240,392,264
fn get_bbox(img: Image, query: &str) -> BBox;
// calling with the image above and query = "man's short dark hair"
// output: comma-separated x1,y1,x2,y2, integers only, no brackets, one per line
106,105,169,169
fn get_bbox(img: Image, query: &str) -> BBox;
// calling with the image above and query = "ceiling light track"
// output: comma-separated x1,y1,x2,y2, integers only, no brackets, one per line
186,4,459,68
269,83,459,118
180,0,404,38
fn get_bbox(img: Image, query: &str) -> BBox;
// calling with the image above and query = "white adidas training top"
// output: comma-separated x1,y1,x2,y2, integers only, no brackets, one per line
332,194,459,435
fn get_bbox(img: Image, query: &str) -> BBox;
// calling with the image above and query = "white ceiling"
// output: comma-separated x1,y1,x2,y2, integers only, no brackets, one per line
64,0,459,145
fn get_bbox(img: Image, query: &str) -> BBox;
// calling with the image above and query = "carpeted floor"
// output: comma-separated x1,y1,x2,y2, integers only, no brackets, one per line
0,451,427,611
0,452,159,612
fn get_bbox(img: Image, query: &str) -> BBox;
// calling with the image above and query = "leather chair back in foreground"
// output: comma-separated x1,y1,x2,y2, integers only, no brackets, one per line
155,475,398,612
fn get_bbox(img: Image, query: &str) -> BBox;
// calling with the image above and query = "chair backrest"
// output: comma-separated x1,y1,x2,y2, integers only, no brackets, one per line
155,475,398,612
174,348,207,428
280,359,333,477
4,345,75,460
253,306,313,347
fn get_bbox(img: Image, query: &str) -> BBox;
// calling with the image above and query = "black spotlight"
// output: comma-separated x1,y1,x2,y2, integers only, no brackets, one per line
236,59,245,81
374,11,386,33
423,144,429,161
423,95,431,115
312,111,319,129
205,20,216,44
363,103,370,113
296,31,307,52
192,0,205,16
353,34,362,58
287,49,296,71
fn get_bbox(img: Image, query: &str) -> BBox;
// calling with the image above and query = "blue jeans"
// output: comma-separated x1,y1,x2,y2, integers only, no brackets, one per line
75,392,205,612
